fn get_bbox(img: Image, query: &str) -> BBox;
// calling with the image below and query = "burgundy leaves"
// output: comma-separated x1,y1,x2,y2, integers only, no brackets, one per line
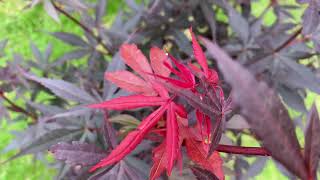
88,29,226,179
304,104,320,179
201,38,320,180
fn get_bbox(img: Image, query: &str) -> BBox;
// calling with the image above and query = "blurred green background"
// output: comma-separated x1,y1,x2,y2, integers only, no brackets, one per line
0,0,319,179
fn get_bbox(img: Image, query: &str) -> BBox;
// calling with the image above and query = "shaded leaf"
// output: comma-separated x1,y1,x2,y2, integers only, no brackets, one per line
4,129,83,163
53,32,88,47
150,142,167,180
166,103,179,175
227,5,249,42
240,157,267,180
44,0,60,22
202,38,308,179
226,114,250,130
23,72,96,104
95,0,107,26
277,55,320,94
302,1,320,35
190,166,219,180
50,141,106,166
90,104,168,172
304,103,320,178
185,139,224,180
109,114,140,127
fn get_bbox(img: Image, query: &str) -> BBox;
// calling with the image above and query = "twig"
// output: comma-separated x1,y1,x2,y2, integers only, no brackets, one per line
216,144,270,156
51,1,112,54
0,91,37,122
246,27,302,66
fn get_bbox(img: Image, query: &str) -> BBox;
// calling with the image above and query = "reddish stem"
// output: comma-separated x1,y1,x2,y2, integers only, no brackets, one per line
216,144,270,156
0,91,37,121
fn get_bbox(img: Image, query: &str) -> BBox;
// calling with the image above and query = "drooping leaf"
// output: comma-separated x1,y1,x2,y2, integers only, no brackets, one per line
90,104,168,172
276,55,320,94
120,44,153,79
43,0,60,22
88,95,167,110
95,0,107,26
103,52,126,100
23,72,96,104
190,165,219,180
166,103,179,175
240,157,267,180
50,141,106,166
190,27,209,77
185,139,224,180
226,114,250,130
302,1,320,35
109,114,141,127
304,103,320,178
201,38,308,179
150,142,167,180
105,70,156,95
52,32,88,47
150,47,171,77
53,49,90,66
208,116,223,156
226,5,249,43
4,129,83,163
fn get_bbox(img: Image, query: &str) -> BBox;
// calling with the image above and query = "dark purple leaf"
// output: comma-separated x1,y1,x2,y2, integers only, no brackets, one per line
43,0,60,22
52,32,88,47
22,72,96,104
95,0,107,26
50,141,106,166
190,166,219,180
30,42,43,63
278,85,306,113
304,103,320,179
103,53,125,100
240,157,267,180
302,1,320,35
201,38,308,179
226,5,249,43
53,49,90,66
208,116,223,156
276,55,320,94
3,128,83,163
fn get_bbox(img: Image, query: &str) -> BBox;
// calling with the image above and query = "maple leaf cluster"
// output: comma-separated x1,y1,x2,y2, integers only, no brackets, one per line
88,28,230,179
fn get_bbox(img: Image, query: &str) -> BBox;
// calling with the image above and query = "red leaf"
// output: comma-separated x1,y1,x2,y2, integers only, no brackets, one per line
90,105,168,172
150,47,171,77
168,54,195,87
105,71,156,95
88,95,167,110
166,103,179,175
190,27,209,77
120,44,153,79
304,103,320,179
185,139,224,180
150,142,167,180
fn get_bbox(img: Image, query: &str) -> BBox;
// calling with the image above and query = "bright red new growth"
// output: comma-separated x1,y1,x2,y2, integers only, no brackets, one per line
88,27,225,179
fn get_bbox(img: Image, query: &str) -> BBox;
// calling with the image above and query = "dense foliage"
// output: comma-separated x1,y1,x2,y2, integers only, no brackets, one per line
0,0,320,179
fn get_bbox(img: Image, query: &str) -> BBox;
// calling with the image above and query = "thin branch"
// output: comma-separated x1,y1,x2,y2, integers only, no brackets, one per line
51,1,112,54
246,27,302,66
273,27,302,53
216,144,270,156
0,91,37,122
